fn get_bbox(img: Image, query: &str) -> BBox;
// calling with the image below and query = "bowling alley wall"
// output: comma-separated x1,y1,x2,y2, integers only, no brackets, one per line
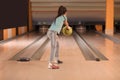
0,0,33,41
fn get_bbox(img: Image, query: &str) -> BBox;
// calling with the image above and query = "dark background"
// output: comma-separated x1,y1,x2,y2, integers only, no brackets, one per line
0,0,28,29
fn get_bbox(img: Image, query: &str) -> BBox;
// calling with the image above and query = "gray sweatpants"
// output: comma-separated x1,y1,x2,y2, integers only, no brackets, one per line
47,30,59,63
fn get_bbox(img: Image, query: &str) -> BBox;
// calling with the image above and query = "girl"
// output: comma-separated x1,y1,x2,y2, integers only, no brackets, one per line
47,6,70,69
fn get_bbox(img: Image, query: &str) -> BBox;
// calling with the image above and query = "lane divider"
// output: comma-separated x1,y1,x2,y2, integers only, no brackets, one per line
10,34,45,60
73,31,108,61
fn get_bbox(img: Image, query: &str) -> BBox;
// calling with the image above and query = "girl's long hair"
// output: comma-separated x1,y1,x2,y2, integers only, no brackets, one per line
56,6,67,19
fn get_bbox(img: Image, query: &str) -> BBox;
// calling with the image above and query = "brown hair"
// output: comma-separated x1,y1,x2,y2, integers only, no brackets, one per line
56,6,67,18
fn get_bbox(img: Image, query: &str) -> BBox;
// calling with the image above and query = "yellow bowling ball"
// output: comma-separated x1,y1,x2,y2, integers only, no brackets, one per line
62,26,73,36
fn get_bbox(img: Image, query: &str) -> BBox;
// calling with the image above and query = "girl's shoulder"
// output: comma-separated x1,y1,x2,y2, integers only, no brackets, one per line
63,15,67,20
55,15,67,21
57,15,66,19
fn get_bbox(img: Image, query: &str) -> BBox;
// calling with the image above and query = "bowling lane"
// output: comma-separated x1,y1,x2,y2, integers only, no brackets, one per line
0,32,42,61
73,32,108,61
80,31,120,61
40,35,85,62
1,35,120,80
114,33,120,39
11,35,49,61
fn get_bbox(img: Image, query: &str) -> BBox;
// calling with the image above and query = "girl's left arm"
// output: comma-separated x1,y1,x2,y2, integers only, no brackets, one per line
64,20,70,29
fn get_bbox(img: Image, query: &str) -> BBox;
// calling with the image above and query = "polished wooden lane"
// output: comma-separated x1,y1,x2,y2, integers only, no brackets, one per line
0,32,41,61
1,33,120,80
41,35,85,62
81,31,120,61
114,33,120,39
17,35,48,59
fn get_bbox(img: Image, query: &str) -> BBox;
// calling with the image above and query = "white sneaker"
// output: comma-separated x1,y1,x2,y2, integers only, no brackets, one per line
48,63,59,69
